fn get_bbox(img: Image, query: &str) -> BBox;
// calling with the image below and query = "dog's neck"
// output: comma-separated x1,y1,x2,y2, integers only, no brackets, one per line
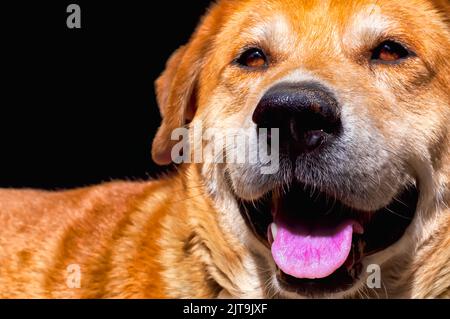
151,164,266,298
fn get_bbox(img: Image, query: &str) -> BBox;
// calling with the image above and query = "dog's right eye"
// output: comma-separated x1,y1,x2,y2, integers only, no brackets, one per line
371,40,411,63
236,48,268,69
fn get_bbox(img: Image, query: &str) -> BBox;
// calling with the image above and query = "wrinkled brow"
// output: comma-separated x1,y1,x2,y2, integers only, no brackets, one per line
238,14,294,49
343,6,397,49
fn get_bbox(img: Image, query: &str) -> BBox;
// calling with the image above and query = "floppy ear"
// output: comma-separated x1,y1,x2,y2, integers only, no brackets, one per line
152,14,219,165
152,2,226,165
152,45,197,165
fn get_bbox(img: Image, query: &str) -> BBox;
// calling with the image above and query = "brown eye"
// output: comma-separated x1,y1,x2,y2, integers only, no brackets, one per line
372,41,410,62
237,48,268,69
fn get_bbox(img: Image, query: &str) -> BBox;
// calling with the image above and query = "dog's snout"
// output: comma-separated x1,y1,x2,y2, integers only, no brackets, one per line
253,82,341,155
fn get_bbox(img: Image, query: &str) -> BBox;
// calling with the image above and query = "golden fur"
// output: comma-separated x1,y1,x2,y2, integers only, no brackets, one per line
0,0,449,298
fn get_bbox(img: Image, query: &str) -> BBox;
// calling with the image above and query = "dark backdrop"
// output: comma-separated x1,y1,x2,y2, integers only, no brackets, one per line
1,1,212,189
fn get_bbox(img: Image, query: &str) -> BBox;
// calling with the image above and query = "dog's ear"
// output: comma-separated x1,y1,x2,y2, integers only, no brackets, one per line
152,45,196,165
152,1,227,166
152,7,221,165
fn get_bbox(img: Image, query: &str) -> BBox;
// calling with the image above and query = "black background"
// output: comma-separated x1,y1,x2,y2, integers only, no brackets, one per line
1,1,212,189
0,299,445,317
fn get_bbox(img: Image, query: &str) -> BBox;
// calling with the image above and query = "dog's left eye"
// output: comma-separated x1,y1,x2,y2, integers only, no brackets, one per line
236,48,268,69
371,41,410,62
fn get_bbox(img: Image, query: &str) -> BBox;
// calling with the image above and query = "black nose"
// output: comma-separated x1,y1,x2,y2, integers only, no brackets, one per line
253,82,341,156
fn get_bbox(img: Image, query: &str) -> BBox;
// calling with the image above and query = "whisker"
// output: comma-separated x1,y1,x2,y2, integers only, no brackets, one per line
384,207,413,220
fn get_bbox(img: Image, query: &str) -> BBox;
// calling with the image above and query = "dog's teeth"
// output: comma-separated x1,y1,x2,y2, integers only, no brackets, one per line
271,223,278,239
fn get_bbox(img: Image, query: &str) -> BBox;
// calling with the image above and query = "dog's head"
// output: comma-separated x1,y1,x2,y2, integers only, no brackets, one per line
153,0,450,298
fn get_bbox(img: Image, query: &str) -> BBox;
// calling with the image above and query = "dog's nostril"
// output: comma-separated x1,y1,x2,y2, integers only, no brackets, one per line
289,117,327,153
253,82,341,155
304,130,326,151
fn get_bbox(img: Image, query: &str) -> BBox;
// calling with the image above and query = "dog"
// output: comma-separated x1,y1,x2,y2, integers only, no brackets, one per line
0,0,449,299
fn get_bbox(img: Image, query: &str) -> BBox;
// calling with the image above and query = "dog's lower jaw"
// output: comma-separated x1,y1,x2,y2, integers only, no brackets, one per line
376,156,450,299
392,208,450,299
163,158,448,299
366,198,450,298
397,152,450,298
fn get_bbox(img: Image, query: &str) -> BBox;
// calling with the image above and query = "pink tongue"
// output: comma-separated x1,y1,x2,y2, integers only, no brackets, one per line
271,218,361,279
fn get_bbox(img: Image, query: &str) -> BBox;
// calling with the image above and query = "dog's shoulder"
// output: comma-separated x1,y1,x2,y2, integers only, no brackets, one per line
0,178,180,298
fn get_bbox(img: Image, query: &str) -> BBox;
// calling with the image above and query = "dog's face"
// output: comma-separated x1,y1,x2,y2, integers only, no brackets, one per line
153,0,450,298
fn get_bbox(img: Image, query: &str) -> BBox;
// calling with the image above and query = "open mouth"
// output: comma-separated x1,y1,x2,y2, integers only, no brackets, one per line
237,183,419,296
